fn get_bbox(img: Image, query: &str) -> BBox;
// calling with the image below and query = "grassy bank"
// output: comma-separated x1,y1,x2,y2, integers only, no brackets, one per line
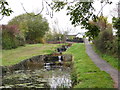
93,45,119,71
2,44,62,66
64,43,114,88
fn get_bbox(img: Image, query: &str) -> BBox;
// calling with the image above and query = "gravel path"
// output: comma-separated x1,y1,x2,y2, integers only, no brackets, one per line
84,39,119,89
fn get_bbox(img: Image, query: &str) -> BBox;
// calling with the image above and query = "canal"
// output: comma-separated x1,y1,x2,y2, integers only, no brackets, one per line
1,53,73,89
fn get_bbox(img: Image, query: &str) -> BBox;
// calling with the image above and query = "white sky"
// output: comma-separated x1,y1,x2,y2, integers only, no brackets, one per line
0,0,119,34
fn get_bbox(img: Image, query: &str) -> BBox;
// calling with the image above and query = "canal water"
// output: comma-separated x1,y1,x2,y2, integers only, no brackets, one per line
1,55,73,89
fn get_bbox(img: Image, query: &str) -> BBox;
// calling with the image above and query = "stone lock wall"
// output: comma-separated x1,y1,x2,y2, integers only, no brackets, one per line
2,54,72,75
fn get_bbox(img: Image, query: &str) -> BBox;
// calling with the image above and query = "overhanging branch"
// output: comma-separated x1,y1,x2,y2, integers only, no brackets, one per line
21,0,53,18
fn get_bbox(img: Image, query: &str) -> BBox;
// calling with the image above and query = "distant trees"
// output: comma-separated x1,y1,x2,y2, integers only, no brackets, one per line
8,13,49,44
45,31,65,43
2,13,49,49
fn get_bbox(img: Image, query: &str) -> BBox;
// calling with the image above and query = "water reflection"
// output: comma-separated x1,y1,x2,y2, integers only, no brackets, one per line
49,70,72,88
49,66,71,88
2,63,72,89
58,56,62,62
2,54,73,89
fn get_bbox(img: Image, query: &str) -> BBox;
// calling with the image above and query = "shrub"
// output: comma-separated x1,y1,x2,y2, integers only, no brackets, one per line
15,34,25,46
2,25,25,49
2,30,17,49
94,28,118,57
110,37,118,56
35,38,46,44
112,17,120,59
94,29,113,53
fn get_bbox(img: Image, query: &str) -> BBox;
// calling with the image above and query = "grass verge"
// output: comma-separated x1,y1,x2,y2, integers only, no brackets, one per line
64,43,114,88
92,45,119,71
2,44,62,66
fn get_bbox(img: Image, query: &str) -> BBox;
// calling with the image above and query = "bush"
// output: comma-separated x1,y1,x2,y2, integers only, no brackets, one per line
112,17,120,59
15,34,25,46
35,38,46,44
8,13,49,44
94,29,118,57
94,29,113,53
2,25,25,49
2,31,17,49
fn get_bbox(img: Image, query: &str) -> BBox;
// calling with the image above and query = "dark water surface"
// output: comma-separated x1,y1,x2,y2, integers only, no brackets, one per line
1,56,72,89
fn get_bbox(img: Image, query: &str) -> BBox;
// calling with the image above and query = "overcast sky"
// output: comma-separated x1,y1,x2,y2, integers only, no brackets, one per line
0,0,119,34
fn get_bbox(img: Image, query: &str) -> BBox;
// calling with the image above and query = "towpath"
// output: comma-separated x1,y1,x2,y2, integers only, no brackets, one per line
84,39,119,89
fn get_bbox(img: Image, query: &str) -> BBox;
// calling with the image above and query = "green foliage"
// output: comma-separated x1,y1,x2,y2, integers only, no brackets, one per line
96,16,109,31
8,13,49,44
45,31,66,42
52,1,67,11
93,16,119,59
64,43,113,88
2,25,25,49
15,33,25,46
25,16,49,43
85,23,100,40
94,28,118,59
88,16,118,57
2,30,17,49
52,1,113,41
44,31,54,41
112,17,120,30
85,16,112,41
112,17,120,59
53,1,94,27
0,1,13,16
